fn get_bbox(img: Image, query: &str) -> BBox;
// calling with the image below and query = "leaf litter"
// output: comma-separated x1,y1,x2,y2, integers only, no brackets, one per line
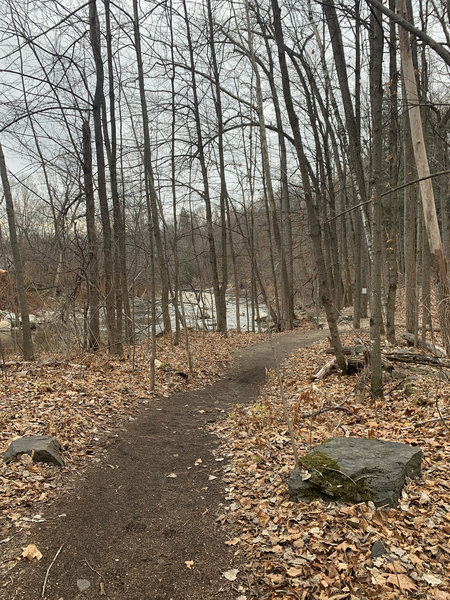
1,325,448,598
213,334,450,600
0,331,265,578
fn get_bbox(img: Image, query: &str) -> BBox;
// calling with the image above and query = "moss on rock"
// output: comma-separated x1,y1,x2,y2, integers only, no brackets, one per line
297,451,373,503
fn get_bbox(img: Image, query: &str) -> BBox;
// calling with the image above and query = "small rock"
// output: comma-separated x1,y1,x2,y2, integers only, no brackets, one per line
3,435,64,466
77,579,91,592
371,540,387,558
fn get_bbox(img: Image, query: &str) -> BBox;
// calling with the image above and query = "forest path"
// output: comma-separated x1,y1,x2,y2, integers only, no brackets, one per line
6,329,326,600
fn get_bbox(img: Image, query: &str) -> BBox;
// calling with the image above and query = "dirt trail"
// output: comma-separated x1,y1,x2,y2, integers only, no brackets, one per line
4,330,326,600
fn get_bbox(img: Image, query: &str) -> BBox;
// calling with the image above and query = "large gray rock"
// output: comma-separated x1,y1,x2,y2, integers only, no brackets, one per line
289,437,422,508
3,435,64,466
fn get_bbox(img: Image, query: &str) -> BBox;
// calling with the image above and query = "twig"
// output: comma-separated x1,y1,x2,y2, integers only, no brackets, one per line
387,552,402,592
435,399,449,430
300,405,350,419
410,414,449,428
84,558,104,579
321,466,357,485
41,544,63,598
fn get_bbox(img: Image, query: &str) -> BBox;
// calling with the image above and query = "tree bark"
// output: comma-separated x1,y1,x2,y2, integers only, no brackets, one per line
82,120,100,350
271,0,345,371
0,140,34,360
132,0,172,334
88,0,119,354
369,4,384,398
397,0,450,354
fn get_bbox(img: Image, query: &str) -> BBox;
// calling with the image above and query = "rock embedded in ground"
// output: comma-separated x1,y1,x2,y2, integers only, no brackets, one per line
288,437,422,508
3,435,64,466
371,540,387,558
76,579,91,592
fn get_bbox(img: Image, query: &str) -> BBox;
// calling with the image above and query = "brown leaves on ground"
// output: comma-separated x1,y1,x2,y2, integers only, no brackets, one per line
0,330,265,573
214,335,449,600
21,544,43,561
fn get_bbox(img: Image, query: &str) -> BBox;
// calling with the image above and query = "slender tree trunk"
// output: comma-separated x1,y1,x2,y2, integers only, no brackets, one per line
182,0,224,335
421,233,431,344
256,10,294,328
206,0,228,333
397,0,450,354
88,0,118,354
82,121,100,350
0,140,34,360
385,0,400,344
132,0,171,334
169,0,181,345
353,209,362,328
226,199,241,333
271,0,345,371
322,0,371,255
104,0,126,354
369,5,384,399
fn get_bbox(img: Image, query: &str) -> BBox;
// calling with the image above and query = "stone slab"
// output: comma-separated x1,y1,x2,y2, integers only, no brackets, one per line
288,437,422,507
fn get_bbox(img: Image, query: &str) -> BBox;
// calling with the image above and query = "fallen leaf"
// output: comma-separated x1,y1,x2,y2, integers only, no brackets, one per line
22,544,43,560
386,573,416,591
423,573,442,586
286,566,303,577
223,568,239,581
166,473,177,478
224,537,240,546
185,560,194,569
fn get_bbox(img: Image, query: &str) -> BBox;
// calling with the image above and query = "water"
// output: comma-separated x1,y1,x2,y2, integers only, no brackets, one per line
0,293,267,353
133,291,266,337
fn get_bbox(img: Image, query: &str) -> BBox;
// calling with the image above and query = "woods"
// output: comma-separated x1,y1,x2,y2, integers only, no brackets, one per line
0,0,448,381
0,2,449,597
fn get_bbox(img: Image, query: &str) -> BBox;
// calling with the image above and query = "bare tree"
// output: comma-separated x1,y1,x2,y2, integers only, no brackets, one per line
0,140,34,360
397,0,450,354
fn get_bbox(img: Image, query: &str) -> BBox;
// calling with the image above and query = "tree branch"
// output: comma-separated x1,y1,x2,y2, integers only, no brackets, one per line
366,0,450,67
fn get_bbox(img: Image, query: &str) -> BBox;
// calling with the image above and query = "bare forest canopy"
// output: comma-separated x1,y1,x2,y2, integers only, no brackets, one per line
0,0,449,390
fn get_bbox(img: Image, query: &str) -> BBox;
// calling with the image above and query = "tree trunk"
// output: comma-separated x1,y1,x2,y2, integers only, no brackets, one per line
271,0,345,371
104,0,125,354
369,4,384,399
206,0,228,333
82,121,100,350
397,0,450,354
0,141,34,360
132,0,171,335
182,0,223,335
88,0,118,354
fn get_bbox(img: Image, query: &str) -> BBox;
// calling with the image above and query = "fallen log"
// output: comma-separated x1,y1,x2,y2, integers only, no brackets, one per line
383,351,450,368
313,355,370,379
313,357,337,379
401,332,447,358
